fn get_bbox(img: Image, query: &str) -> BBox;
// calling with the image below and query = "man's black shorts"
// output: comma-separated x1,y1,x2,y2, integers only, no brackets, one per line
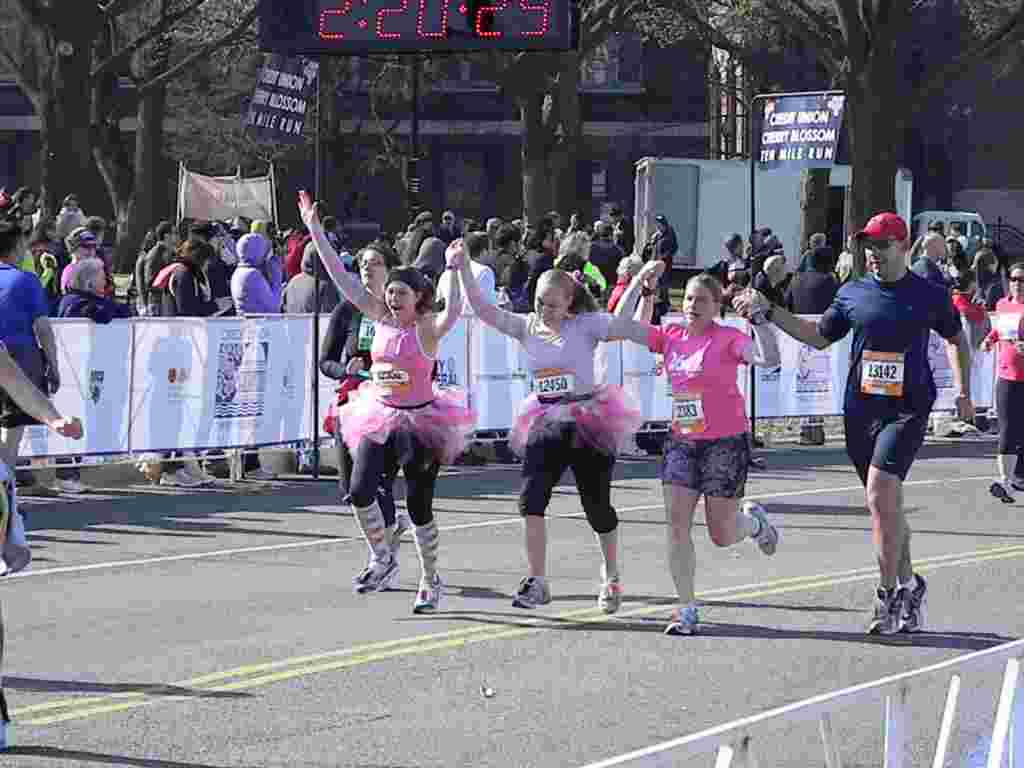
843,409,929,486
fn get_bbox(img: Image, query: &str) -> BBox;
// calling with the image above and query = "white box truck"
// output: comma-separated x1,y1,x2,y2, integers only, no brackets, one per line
633,158,914,269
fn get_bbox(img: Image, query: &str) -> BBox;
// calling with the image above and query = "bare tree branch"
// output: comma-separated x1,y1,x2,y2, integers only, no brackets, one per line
99,0,152,16
0,44,41,108
92,0,210,78
13,0,51,29
138,5,257,94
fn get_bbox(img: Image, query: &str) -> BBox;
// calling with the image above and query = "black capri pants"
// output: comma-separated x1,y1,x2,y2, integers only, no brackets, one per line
996,378,1024,455
519,422,617,534
336,438,398,527
347,429,440,527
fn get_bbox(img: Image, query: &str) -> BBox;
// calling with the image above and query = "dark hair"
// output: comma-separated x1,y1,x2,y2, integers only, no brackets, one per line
955,269,977,291
176,238,205,264
464,232,489,261
495,223,522,253
525,216,555,252
155,220,175,241
386,266,435,314
357,239,401,270
322,215,337,231
811,245,835,271
725,233,743,251
86,216,107,235
0,219,22,258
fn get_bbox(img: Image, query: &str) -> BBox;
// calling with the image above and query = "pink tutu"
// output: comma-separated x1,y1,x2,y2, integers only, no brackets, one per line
509,385,642,457
338,383,477,465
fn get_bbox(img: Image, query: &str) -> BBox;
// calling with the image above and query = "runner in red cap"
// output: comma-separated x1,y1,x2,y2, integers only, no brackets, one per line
736,212,975,634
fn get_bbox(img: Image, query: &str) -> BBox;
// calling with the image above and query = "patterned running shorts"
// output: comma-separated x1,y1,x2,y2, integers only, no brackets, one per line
661,432,750,498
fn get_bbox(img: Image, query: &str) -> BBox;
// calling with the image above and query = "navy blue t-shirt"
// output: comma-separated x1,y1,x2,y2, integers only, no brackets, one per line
817,271,961,415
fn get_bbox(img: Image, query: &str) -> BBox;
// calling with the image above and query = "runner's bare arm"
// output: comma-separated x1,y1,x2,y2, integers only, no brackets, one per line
607,261,664,342
736,290,833,351
430,258,463,342
298,192,388,321
0,345,81,437
450,240,527,340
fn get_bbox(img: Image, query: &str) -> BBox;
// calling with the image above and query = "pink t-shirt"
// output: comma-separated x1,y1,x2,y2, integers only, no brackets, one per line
648,321,752,440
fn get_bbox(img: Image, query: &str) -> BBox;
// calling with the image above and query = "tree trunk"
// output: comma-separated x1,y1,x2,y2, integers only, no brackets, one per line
550,51,581,219
38,31,105,220
844,64,902,235
520,90,552,223
798,168,830,255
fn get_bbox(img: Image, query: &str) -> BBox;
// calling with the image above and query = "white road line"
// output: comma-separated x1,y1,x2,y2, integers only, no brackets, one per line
5,474,995,581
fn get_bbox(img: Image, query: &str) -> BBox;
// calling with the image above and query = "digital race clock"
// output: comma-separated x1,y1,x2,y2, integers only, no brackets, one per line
259,0,577,53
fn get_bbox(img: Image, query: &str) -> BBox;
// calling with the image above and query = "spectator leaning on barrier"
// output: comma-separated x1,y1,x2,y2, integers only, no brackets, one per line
231,233,283,316
135,221,175,317
152,238,232,318
607,254,644,313
0,218,61,496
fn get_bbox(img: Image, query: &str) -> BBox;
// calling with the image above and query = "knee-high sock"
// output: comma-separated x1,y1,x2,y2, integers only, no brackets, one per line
596,528,619,580
667,524,696,605
413,520,440,582
354,501,392,564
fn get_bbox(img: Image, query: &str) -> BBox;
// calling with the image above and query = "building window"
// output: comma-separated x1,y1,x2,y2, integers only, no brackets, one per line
581,33,644,93
591,161,607,201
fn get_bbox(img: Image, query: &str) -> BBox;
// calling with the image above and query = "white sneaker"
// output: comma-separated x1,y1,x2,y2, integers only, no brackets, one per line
54,478,87,494
160,468,205,488
245,468,278,481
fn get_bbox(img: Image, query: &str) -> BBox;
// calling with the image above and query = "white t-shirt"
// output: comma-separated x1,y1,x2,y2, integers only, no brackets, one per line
437,261,496,314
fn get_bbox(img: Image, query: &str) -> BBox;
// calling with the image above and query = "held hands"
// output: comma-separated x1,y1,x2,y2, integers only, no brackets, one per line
980,337,994,353
732,288,769,320
50,417,83,440
297,191,319,229
445,239,466,270
345,358,365,376
639,260,665,283
955,395,975,424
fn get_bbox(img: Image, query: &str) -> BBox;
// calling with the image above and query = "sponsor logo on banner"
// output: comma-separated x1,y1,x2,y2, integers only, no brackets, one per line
88,370,104,404
215,337,269,419
436,356,459,388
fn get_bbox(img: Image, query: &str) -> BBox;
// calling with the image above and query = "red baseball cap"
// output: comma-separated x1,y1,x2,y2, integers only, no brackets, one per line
855,212,908,242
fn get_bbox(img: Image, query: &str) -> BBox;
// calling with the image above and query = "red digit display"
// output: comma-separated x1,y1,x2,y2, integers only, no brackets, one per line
262,0,575,53
518,0,549,36
416,0,449,38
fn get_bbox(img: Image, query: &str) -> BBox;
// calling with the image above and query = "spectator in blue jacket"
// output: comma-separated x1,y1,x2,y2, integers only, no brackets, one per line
230,233,283,315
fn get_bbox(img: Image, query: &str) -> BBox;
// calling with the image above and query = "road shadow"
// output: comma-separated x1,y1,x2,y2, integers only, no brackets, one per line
3,676,251,700
3,747,243,767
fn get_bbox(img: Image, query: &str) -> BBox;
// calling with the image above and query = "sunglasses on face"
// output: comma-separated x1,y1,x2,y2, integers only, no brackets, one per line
1009,276,1024,284
862,240,893,252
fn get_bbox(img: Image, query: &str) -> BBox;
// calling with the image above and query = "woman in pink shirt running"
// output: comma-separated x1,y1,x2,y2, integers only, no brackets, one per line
649,274,780,636
300,192,475,614
981,261,1024,502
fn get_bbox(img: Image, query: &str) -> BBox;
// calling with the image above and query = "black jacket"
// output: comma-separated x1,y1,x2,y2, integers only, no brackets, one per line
785,271,839,315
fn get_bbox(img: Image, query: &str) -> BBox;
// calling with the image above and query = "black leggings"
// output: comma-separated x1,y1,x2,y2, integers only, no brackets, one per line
336,438,398,527
519,423,617,534
997,378,1024,454
347,431,440,527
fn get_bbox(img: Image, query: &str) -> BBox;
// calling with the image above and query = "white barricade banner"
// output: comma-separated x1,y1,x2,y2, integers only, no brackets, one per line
471,321,530,431
313,315,336,440
774,318,847,418
621,338,670,423
928,330,995,409
19,320,133,457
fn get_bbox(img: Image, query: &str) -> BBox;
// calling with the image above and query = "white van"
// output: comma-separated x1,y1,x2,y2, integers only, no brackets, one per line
912,210,987,255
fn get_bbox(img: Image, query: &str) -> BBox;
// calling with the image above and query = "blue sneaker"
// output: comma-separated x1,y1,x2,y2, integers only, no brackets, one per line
413,573,443,614
665,604,699,636
744,501,779,555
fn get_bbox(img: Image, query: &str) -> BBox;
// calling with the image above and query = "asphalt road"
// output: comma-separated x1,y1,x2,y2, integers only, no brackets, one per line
1,437,1021,768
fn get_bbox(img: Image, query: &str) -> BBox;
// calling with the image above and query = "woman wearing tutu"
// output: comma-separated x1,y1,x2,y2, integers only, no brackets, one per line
320,241,414,591
449,238,664,614
300,193,475,614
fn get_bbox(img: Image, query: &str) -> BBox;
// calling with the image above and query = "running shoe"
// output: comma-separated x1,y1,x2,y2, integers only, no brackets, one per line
392,511,412,559
598,575,624,614
899,574,927,633
512,576,551,609
867,586,903,635
160,468,205,488
744,501,779,556
664,604,699,636
352,557,399,594
412,573,443,613
990,482,1014,504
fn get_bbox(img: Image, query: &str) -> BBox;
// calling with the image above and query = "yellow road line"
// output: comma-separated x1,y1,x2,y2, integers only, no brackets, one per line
15,542,1024,726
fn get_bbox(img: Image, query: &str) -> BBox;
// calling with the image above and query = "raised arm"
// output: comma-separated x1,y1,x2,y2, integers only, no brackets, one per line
427,260,463,343
450,240,526,340
734,289,834,350
607,260,664,343
298,191,387,320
